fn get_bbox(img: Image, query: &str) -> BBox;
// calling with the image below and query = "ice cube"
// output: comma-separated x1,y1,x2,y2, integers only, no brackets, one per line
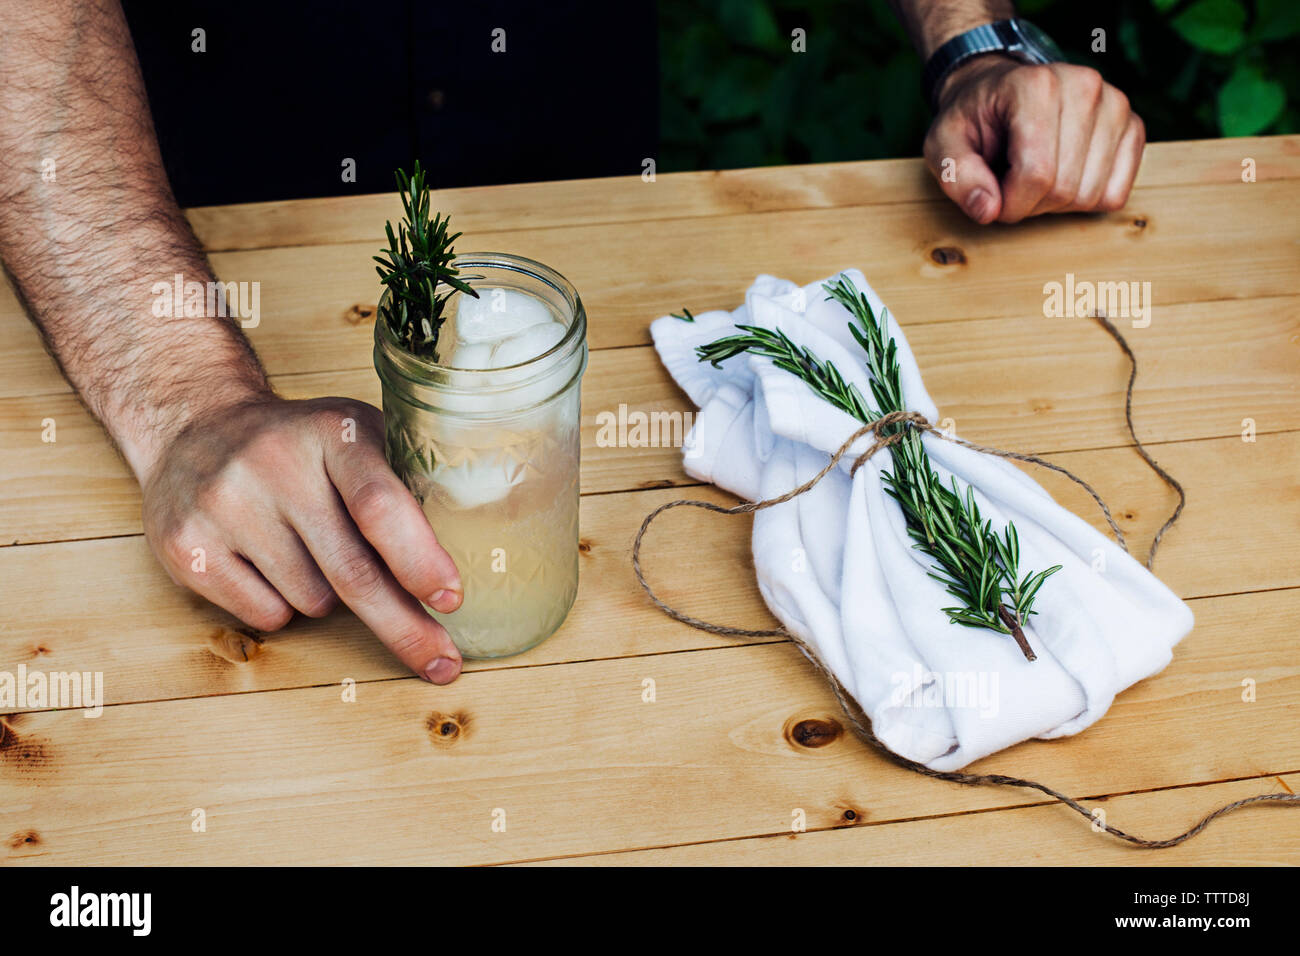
434,457,524,508
455,288,554,344
447,343,494,369
490,320,567,368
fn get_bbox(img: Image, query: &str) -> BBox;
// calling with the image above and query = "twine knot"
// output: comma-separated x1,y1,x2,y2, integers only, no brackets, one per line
845,409,931,477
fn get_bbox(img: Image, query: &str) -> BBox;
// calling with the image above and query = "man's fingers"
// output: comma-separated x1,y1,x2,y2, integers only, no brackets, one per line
1031,69,1101,216
292,495,463,683
924,113,1003,224
1097,113,1145,212
1071,87,1133,211
997,66,1061,223
235,520,338,618
323,430,462,613
167,537,295,633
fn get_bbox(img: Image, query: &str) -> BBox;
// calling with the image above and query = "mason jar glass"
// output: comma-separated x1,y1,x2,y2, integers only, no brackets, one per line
373,253,588,658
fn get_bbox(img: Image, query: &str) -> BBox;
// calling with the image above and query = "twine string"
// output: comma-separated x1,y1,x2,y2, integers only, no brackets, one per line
631,312,1297,848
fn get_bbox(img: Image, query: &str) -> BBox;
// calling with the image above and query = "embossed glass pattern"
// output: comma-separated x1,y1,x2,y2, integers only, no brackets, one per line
373,254,587,658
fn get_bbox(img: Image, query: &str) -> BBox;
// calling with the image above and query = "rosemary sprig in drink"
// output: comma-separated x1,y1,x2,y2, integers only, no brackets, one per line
373,161,477,358
696,276,1059,661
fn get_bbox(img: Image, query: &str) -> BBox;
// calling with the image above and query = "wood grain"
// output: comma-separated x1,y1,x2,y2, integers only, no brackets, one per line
3,295,1296,545
3,138,1297,867
1,588,1295,866
530,772,1300,866
183,137,1300,253
2,178,1297,400
2,428,1296,709
0,484,780,709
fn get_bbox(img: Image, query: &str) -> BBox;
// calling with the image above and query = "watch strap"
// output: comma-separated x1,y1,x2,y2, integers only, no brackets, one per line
922,20,1054,112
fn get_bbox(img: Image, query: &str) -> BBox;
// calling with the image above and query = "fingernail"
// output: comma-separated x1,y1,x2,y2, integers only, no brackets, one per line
427,588,462,612
965,188,993,222
425,657,461,685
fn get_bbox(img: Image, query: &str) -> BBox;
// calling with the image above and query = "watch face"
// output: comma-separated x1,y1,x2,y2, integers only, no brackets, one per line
1013,19,1065,63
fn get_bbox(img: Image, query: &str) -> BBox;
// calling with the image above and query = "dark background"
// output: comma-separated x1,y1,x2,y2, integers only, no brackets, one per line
122,0,660,206
122,0,1298,207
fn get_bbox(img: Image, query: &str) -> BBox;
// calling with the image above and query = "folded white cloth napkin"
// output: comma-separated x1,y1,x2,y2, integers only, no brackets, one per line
650,270,1194,771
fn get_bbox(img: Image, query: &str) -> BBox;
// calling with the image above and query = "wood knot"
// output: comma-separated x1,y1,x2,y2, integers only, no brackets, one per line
1132,217,1147,229
637,479,675,490
930,246,966,266
345,303,377,325
842,808,859,823
578,538,593,555
426,711,470,745
8,830,40,849
31,645,51,658
0,717,48,766
785,716,843,749
1123,511,1136,521
206,626,264,664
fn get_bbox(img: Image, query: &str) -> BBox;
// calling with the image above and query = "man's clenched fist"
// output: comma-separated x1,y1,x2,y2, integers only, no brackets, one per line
925,58,1146,224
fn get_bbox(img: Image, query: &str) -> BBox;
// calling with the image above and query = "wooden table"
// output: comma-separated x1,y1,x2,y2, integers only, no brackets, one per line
2,137,1297,866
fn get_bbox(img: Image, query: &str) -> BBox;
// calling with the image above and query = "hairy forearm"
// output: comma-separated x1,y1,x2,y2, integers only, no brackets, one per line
889,0,1016,59
0,0,270,483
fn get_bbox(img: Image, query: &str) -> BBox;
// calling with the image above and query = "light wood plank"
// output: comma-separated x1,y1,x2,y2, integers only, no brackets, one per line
3,139,1296,867
185,158,933,253
2,179,1296,398
3,294,1296,546
530,772,1300,865
2,428,1296,708
183,137,1300,252
0,484,779,709
1026,432,1300,599
1,588,1295,866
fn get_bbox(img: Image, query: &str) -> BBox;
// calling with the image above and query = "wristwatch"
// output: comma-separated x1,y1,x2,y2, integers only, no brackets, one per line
921,19,1065,111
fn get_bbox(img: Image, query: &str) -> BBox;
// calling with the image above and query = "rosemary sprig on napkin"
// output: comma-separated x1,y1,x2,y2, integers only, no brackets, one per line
373,161,477,358
696,276,1059,661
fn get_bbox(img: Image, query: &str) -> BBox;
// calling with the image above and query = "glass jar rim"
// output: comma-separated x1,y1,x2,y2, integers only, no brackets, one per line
375,251,585,375
373,251,588,414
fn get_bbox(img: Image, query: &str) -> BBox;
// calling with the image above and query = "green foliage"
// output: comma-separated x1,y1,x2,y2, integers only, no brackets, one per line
660,0,926,170
1219,62,1286,135
659,0,1298,172
373,162,477,358
1171,0,1247,54
1119,0,1297,137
